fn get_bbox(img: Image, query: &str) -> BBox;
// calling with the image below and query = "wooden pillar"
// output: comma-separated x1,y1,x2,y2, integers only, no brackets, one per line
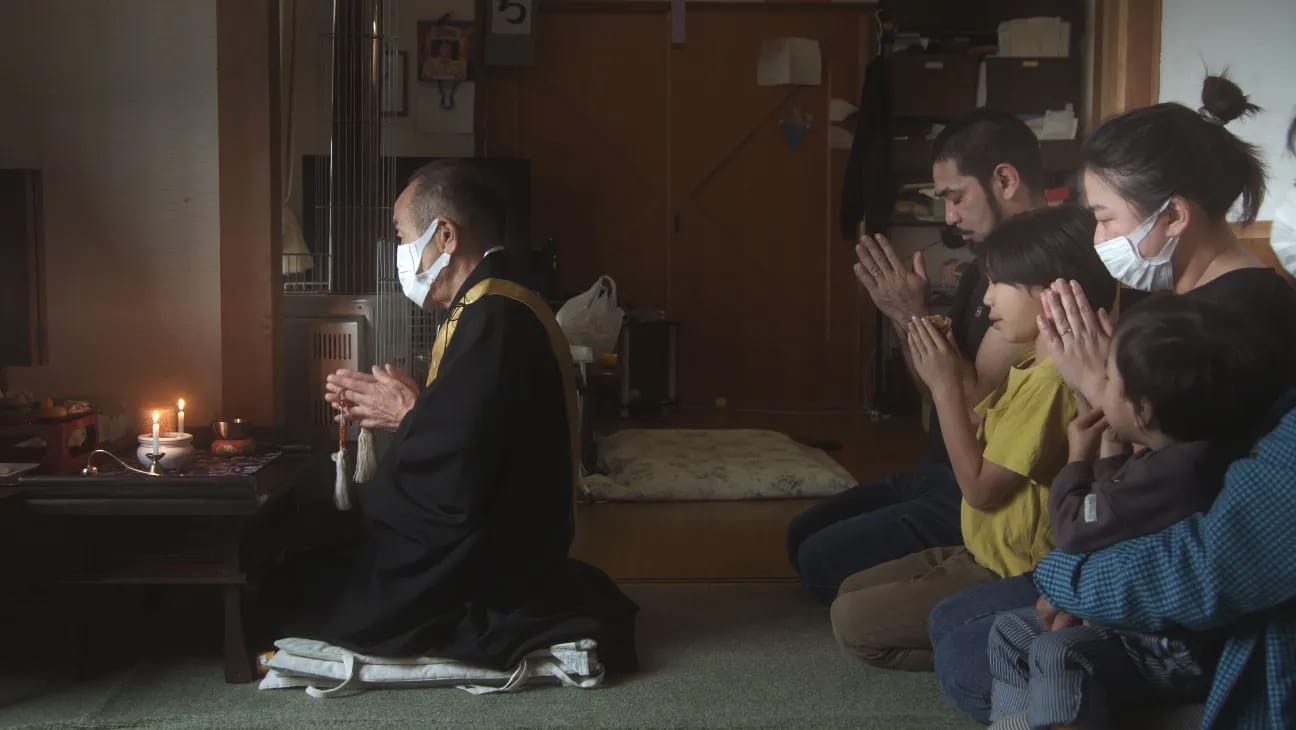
0,170,46,375
1092,0,1162,126
217,0,282,425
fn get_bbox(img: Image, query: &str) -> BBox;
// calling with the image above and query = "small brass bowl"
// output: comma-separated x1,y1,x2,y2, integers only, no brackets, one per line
211,419,250,440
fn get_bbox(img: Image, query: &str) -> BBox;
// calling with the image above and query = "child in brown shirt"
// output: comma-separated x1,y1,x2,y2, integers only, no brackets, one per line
1050,294,1288,553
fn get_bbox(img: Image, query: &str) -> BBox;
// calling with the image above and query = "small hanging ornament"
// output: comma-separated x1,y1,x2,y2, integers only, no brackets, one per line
333,400,353,511
354,426,378,483
779,106,813,150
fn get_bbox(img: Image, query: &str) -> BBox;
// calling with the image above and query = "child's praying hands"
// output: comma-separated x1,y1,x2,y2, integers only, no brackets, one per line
1100,426,1131,459
907,315,964,400
1066,408,1108,463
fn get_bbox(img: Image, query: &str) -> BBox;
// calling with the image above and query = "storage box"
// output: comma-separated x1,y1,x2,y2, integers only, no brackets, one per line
984,57,1081,114
888,54,980,118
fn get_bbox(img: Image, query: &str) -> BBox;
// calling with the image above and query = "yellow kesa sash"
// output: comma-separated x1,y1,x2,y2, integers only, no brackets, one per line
425,278,580,501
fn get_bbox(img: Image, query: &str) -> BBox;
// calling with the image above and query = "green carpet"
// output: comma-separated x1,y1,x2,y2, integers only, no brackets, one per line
0,584,978,729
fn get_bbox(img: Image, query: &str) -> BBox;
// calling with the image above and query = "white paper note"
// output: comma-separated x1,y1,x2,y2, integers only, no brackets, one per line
757,38,821,86
1026,104,1079,141
828,98,858,123
829,126,854,150
491,0,533,35
415,81,475,135
997,17,1070,57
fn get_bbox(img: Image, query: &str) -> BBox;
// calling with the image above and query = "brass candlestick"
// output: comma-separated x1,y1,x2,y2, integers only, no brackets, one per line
81,449,161,477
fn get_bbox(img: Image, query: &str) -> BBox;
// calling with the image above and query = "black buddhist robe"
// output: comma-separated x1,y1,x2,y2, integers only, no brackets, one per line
270,252,638,672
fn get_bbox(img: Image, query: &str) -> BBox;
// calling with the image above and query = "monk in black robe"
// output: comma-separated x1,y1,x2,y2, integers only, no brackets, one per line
266,160,638,673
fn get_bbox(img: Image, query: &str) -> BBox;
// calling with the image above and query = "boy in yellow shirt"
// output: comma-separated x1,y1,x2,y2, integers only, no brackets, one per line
830,205,1116,669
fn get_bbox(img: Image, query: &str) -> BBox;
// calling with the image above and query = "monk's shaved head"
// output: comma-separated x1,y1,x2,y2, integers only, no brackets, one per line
405,160,506,246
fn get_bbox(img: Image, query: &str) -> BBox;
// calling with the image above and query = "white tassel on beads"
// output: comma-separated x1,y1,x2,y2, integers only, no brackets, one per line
333,447,352,511
353,427,378,483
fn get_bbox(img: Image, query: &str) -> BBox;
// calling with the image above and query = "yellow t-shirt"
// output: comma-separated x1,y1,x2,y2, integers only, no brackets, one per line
961,350,1075,578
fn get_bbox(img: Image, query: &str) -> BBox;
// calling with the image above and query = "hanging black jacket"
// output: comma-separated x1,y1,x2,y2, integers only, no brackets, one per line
840,55,894,238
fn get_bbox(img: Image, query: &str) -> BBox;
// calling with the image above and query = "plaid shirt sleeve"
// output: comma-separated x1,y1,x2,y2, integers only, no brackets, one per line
1034,404,1296,632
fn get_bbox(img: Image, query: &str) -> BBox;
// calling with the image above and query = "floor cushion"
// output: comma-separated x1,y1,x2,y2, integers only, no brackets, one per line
258,637,603,698
583,429,855,501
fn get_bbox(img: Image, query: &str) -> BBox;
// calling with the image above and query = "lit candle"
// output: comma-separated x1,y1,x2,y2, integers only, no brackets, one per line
177,398,185,435
152,410,160,455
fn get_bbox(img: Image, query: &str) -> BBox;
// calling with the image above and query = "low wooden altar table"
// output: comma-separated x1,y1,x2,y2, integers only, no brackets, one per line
12,447,316,683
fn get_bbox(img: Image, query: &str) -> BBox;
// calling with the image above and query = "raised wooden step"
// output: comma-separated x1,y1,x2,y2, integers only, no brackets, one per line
573,412,926,581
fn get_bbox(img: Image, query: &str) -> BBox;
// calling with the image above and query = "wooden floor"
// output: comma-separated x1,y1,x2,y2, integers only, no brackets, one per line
571,409,927,582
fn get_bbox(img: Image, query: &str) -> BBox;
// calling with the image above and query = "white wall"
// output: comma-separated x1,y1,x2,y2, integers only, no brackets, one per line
0,0,222,438
1160,0,1296,221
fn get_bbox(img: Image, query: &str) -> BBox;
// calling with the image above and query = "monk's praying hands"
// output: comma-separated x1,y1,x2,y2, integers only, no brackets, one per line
325,364,418,431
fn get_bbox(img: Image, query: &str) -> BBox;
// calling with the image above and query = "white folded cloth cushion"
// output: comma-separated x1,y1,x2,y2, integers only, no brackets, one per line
258,637,604,698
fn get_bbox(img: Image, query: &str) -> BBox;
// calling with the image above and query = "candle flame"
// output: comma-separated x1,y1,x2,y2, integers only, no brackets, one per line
178,398,185,411
152,410,159,424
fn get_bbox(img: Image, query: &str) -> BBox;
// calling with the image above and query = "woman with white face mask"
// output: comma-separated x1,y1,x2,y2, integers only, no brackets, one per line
1035,76,1296,407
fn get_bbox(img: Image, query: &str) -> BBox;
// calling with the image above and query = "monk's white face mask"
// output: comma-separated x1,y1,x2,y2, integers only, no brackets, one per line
397,219,450,307
1272,188,1296,279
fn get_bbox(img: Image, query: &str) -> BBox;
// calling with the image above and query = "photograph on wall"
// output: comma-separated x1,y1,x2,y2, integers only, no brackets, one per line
417,21,473,83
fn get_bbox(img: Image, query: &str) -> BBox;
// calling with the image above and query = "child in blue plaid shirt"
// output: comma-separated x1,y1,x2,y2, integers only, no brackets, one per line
984,295,1293,730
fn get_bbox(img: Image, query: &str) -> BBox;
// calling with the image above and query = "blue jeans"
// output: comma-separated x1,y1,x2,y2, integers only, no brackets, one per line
786,458,963,603
929,573,1041,723
987,607,1218,727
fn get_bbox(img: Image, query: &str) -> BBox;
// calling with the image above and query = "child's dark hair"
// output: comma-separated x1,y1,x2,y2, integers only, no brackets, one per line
1085,74,1267,224
980,204,1118,311
1113,295,1292,448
